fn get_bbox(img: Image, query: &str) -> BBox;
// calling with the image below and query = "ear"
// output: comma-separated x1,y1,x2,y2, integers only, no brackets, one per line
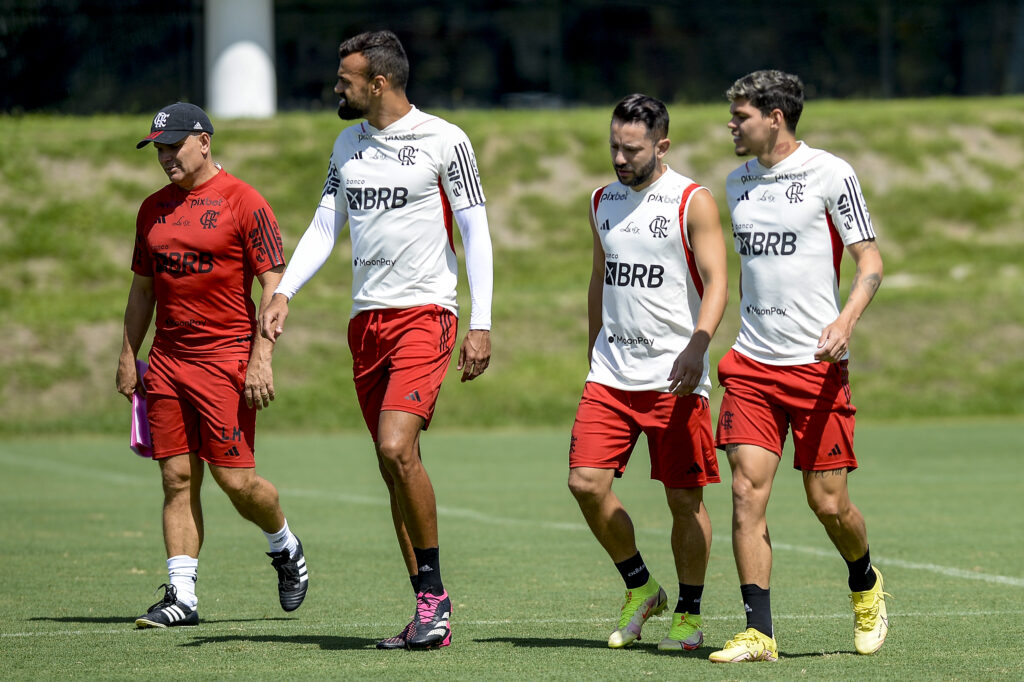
370,74,388,95
655,137,671,158
198,132,212,155
768,108,786,130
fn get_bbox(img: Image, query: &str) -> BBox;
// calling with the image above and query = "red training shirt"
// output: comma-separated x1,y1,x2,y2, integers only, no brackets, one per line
132,169,285,360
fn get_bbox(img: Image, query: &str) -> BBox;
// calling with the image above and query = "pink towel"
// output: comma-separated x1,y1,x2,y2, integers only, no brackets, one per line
130,360,152,458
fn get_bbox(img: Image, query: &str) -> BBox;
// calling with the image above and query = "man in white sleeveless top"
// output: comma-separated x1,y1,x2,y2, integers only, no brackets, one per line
568,94,729,651
709,70,889,664
260,31,493,650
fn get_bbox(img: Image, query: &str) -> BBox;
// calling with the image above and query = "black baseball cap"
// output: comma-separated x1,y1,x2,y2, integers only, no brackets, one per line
136,102,214,149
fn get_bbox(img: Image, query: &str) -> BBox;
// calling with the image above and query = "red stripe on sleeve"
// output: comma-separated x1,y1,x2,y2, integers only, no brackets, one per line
439,178,454,252
592,186,606,217
826,212,844,283
677,183,704,298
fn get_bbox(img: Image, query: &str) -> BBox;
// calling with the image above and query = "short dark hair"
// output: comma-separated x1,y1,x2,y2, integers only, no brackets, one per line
338,30,409,90
611,93,669,141
726,70,804,132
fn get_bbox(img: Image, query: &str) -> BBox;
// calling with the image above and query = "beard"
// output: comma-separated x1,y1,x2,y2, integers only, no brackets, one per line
617,153,658,188
337,98,365,121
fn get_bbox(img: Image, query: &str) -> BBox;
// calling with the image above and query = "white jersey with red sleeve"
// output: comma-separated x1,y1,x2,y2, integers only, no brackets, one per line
587,168,712,396
726,142,875,365
318,106,485,317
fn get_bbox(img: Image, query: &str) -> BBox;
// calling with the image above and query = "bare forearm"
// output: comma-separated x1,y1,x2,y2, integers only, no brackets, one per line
122,291,154,357
840,242,884,327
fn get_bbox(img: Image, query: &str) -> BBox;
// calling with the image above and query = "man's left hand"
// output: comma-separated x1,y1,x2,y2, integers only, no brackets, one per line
457,330,491,382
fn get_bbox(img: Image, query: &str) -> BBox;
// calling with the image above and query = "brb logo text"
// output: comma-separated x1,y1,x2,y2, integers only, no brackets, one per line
346,186,409,210
605,261,665,288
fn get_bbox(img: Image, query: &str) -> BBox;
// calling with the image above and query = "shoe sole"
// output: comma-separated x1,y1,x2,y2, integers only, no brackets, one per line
406,636,452,650
657,632,703,651
134,618,198,629
709,652,778,663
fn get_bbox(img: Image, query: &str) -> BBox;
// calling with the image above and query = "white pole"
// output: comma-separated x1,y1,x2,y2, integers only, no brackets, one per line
205,0,276,118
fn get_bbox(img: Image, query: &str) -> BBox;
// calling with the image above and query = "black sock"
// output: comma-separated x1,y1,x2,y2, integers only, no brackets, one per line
413,547,443,595
409,573,421,594
676,583,704,615
614,552,650,590
846,548,876,592
740,584,773,637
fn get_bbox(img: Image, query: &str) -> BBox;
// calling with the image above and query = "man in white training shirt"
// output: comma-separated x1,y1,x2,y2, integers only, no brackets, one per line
260,30,493,650
708,70,888,664
567,94,728,651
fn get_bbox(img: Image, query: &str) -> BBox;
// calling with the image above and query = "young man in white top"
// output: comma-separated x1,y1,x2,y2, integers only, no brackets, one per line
709,70,888,663
568,94,729,651
260,30,493,650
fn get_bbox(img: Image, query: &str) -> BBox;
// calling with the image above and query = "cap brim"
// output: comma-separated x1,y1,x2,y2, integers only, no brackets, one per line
136,129,192,149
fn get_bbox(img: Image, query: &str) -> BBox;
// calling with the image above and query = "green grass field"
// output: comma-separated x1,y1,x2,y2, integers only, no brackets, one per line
2,420,1022,679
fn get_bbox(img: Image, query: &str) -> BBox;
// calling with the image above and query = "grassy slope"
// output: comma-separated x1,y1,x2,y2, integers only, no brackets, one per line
1,422,1022,679
0,99,1022,434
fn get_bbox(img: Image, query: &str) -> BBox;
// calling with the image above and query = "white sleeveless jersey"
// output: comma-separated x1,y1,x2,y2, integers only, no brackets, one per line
587,168,711,396
319,106,485,316
726,142,875,365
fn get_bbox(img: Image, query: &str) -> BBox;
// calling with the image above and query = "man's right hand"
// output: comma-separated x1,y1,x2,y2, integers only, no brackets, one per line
260,293,290,342
115,352,140,400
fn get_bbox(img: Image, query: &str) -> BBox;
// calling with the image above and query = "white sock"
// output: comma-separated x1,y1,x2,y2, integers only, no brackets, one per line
264,519,299,557
167,555,199,608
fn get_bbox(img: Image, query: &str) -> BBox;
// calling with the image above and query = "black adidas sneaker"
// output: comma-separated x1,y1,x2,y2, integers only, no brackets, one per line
267,537,309,612
134,584,198,628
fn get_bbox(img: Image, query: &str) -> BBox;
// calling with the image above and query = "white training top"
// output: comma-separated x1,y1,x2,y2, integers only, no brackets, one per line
587,168,712,396
726,142,875,365
276,106,492,328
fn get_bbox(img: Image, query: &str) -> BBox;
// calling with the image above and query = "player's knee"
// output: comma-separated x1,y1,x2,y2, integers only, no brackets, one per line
214,468,258,499
567,469,604,502
730,474,757,501
376,439,418,478
161,468,191,499
809,497,842,526
666,488,703,516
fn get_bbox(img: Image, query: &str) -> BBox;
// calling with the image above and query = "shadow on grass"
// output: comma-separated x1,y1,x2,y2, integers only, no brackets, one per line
181,634,379,650
474,636,610,649
28,616,296,625
29,616,135,624
779,650,854,658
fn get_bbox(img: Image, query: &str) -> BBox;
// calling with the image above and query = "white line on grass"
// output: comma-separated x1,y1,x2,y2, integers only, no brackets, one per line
0,453,149,486
773,542,1024,587
3,453,1021,588
4,608,1024,639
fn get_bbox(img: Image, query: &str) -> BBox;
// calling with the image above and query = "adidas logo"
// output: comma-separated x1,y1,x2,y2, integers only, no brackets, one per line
687,463,704,475
193,121,203,130
405,390,422,402
599,219,611,231
225,446,240,458
418,564,434,572
827,444,842,457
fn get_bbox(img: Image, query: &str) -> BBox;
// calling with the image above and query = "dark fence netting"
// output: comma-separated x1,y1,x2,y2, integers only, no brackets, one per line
3,0,1024,114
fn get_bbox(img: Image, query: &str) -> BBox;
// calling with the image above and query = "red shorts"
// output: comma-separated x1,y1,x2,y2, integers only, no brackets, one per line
144,348,256,468
348,305,457,442
569,382,720,488
715,348,858,471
